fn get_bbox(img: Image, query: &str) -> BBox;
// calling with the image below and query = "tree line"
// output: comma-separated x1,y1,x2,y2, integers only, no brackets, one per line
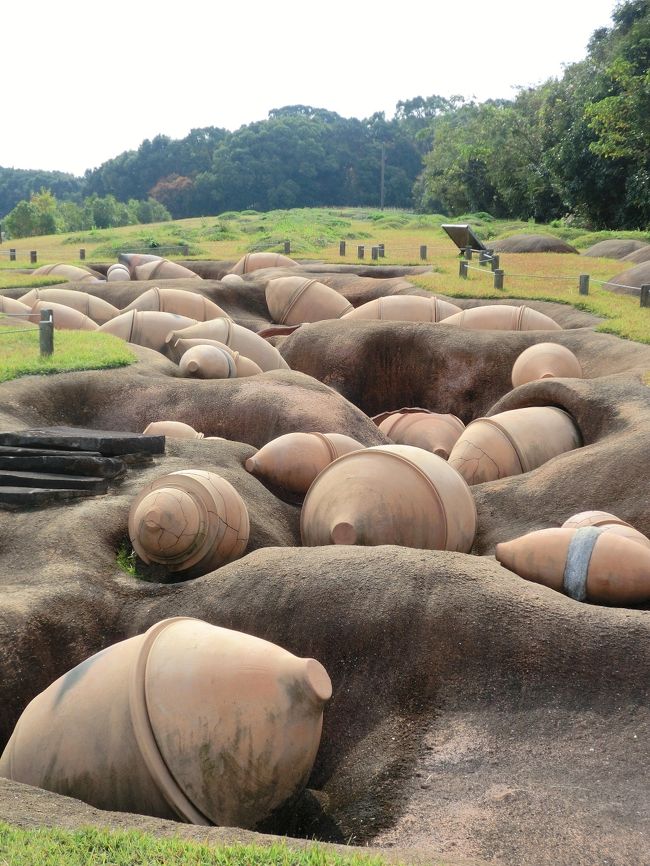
1,0,648,236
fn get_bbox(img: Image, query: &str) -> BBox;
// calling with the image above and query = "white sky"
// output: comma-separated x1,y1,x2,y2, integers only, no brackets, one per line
4,0,618,176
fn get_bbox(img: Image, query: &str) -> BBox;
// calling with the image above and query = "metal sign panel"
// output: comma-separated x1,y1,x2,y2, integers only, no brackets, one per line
441,224,487,251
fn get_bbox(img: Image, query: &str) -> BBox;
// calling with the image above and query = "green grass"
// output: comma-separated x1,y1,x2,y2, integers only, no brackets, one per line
0,824,391,866
0,324,136,383
116,541,139,578
0,273,67,290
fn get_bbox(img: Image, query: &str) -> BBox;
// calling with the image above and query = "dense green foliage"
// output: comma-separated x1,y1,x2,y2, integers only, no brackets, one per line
1,2,649,230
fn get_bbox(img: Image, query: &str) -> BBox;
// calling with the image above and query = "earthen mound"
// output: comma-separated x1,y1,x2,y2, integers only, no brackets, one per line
582,239,648,258
620,244,650,264
602,260,650,296
491,234,578,254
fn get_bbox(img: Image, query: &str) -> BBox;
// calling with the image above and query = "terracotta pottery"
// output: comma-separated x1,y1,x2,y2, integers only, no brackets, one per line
378,411,465,460
142,421,204,440
246,432,364,496
0,617,331,828
128,469,249,574
512,343,583,387
118,253,163,277
342,295,461,322
441,305,562,331
19,289,118,325
265,276,353,324
167,319,289,371
179,345,237,379
301,443,477,552
122,287,230,321
31,263,103,283
133,259,203,281
495,528,650,605
100,310,197,353
221,273,245,287
562,511,650,550
167,337,263,376
230,252,298,275
31,300,99,331
0,297,33,323
107,263,132,282
448,406,581,485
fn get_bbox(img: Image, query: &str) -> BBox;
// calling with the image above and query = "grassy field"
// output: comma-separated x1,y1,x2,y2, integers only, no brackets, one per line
0,322,136,383
0,824,391,866
1,208,649,343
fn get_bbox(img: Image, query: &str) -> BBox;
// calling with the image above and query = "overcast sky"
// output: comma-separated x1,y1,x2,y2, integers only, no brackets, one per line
4,0,618,177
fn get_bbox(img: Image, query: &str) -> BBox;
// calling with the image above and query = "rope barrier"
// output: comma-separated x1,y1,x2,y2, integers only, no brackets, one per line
465,265,493,273
0,327,39,335
504,272,577,281
590,278,641,291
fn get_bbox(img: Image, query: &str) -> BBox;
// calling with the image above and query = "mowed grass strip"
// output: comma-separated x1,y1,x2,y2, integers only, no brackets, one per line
0,323,136,382
0,824,392,866
0,273,67,291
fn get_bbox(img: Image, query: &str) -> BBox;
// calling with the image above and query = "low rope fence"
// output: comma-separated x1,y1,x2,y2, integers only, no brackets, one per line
0,309,54,355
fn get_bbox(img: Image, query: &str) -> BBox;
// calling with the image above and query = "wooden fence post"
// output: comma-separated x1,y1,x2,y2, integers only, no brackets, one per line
284,240,291,255
459,260,468,279
30,251,37,264
641,285,650,308
9,249,16,261
39,309,54,357
491,254,500,272
371,246,379,261
464,245,472,260
378,243,385,258
79,248,86,260
494,269,505,290
579,274,590,295
339,240,346,256
420,245,427,260
357,245,365,259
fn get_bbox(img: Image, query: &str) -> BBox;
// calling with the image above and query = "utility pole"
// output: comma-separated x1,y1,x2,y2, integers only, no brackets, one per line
380,142,386,211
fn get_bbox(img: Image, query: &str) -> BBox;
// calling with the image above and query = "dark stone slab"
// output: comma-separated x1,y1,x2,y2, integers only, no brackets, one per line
0,487,97,510
0,454,126,479
0,446,103,458
0,471,108,493
0,427,165,457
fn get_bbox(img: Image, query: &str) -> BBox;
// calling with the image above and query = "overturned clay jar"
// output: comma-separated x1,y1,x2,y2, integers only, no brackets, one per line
442,304,562,331
143,421,204,439
343,294,461,322
19,288,118,325
118,253,163,277
266,276,353,324
133,259,202,281
0,617,331,828
562,511,650,550
246,432,364,497
107,262,132,281
495,527,650,606
378,411,465,460
230,252,298,275
31,262,103,283
122,287,230,321
221,273,245,287
511,342,583,388
179,345,237,379
448,406,582,486
0,296,33,323
100,310,197,353
301,443,477,552
31,300,99,331
168,318,289,372
128,469,249,575
170,338,262,376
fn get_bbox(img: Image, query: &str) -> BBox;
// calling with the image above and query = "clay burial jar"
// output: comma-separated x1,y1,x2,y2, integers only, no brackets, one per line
107,262,132,281
265,276,353,324
31,300,99,331
168,319,289,372
142,421,204,439
562,511,650,550
133,259,202,281
378,411,465,460
179,345,237,379
19,288,118,325
511,342,583,388
169,337,263,376
100,310,197,353
230,252,298,275
448,406,582,485
128,469,249,574
122,287,230,321
31,262,103,283
221,273,245,287
0,617,332,828
495,528,650,605
246,432,364,496
343,294,462,322
0,296,33,323
441,304,562,331
301,443,477,552
118,253,163,277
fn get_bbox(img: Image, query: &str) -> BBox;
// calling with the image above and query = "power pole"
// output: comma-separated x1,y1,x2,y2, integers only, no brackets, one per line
380,142,386,211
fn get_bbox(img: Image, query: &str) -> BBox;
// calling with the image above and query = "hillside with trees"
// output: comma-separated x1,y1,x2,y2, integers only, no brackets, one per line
1,0,648,235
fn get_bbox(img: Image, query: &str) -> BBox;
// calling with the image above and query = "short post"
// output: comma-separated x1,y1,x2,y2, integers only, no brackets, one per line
30,250,37,264
9,248,16,262
494,268,505,290
464,245,472,260
339,240,346,256
490,253,500,272
181,244,189,256
357,245,365,259
39,309,54,357
79,248,86,260
420,245,427,261
459,260,468,279
371,246,379,261
641,284,650,308
378,243,385,258
283,240,291,255
579,274,590,296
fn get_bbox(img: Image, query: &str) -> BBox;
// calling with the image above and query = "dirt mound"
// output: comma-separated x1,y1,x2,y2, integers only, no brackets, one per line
621,244,650,264
582,239,648,258
491,234,578,254
602,260,650,296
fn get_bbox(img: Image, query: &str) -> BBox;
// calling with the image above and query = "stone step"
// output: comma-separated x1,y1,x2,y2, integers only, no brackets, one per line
0,427,165,457
0,454,126,479
0,471,108,493
0,446,103,458
0,487,97,510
